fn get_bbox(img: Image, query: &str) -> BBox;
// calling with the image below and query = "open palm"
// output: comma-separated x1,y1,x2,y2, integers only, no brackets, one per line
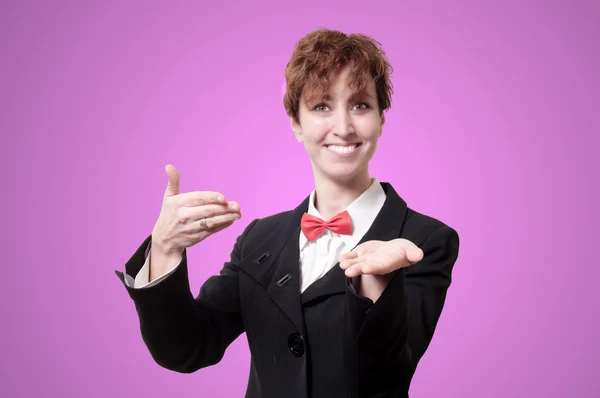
339,239,424,278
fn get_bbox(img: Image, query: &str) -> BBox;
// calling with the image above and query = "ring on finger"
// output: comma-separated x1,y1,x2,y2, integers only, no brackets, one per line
199,218,209,230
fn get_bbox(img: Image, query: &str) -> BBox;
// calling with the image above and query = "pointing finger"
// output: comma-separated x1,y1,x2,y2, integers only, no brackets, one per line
178,191,227,206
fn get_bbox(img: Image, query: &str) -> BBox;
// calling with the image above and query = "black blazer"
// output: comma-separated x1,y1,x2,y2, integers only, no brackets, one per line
115,182,460,398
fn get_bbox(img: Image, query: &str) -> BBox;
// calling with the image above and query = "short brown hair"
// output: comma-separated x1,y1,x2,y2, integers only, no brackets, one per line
284,28,394,123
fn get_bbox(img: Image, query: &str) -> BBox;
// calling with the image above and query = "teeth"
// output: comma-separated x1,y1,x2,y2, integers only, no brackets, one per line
327,145,357,154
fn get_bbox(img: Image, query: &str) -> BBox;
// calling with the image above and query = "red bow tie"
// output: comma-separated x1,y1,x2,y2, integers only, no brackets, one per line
300,210,353,242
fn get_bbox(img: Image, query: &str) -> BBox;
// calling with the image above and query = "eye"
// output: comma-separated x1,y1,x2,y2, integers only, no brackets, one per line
354,103,369,110
313,103,329,112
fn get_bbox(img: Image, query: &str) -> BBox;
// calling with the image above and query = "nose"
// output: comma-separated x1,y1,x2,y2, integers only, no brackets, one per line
333,109,354,138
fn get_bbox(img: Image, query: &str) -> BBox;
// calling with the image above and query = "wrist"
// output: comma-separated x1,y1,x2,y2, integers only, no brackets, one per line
149,242,183,281
357,273,393,302
151,236,182,257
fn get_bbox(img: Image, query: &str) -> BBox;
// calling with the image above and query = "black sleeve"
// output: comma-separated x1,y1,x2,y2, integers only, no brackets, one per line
405,225,460,371
343,225,460,397
114,219,259,373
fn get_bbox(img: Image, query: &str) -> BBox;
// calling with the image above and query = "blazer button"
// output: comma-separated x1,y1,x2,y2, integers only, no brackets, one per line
287,333,305,357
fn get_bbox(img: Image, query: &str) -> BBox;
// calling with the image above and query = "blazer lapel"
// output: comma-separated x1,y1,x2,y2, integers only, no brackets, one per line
357,182,409,243
237,195,310,335
301,182,409,305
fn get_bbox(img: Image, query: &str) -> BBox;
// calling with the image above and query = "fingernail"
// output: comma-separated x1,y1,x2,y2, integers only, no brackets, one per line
217,195,224,202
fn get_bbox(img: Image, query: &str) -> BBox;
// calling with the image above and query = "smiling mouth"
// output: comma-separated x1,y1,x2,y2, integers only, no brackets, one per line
325,143,362,154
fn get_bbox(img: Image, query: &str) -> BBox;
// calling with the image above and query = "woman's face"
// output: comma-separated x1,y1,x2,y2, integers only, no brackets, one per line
291,66,384,185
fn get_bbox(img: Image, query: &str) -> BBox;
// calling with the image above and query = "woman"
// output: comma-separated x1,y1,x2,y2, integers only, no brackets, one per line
116,28,460,398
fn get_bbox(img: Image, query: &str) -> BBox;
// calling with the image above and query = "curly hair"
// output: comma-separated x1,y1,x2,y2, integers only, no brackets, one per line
284,28,394,123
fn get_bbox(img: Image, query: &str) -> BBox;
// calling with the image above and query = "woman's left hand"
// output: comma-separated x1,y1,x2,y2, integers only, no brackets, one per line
339,239,424,278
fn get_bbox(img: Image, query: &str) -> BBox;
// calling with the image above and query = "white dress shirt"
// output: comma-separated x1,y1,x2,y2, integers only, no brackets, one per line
124,179,386,292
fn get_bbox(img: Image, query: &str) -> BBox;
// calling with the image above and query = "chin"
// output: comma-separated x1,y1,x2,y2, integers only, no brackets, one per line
318,165,367,183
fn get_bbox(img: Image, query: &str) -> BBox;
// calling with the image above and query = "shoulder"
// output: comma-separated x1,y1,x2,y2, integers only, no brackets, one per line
237,209,295,245
402,207,459,248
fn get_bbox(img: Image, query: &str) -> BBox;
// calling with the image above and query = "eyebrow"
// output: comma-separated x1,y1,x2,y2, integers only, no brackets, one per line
320,92,376,102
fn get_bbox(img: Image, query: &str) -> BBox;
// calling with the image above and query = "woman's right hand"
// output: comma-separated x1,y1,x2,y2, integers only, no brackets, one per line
149,164,242,279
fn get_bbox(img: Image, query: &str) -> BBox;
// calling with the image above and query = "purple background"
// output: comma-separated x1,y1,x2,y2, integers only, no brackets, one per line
1,1,598,397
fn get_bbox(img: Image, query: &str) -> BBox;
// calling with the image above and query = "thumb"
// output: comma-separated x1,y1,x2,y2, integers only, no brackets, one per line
164,164,180,197
406,243,424,264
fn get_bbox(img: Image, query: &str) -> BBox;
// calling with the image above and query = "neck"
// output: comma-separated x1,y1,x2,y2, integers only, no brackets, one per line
313,170,373,220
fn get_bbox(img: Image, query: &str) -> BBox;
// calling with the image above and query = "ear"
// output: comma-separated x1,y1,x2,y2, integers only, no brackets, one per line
290,117,304,142
379,113,385,136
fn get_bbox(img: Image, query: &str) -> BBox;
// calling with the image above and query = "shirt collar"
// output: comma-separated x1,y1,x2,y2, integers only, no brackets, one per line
299,178,386,250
